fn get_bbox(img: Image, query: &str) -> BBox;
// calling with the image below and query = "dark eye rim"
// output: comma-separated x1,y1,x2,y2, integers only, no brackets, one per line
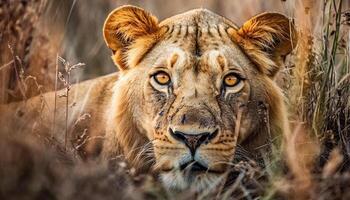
223,72,243,87
152,71,171,85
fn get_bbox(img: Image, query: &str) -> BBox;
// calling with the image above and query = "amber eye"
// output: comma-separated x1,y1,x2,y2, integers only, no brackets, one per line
153,71,171,85
223,73,240,87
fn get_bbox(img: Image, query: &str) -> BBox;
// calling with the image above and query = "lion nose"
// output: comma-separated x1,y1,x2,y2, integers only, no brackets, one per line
169,128,218,155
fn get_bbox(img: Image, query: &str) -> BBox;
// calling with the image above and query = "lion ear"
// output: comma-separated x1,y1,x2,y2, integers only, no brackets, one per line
103,5,159,70
229,12,297,77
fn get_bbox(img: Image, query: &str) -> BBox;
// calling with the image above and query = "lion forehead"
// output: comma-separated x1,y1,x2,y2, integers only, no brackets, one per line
142,9,251,72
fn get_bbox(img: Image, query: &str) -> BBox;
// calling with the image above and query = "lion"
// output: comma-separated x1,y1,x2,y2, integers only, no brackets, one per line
0,5,297,191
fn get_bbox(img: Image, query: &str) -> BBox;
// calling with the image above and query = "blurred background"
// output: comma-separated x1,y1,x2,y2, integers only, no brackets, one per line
1,1,350,199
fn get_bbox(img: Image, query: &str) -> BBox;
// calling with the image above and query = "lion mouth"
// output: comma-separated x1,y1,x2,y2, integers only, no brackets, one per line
179,161,223,174
159,160,225,176
180,161,207,172
160,161,226,190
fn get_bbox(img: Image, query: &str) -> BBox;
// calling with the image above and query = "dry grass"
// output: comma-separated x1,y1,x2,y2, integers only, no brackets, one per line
0,0,350,199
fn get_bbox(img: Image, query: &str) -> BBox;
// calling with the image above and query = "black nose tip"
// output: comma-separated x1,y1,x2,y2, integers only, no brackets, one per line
169,128,218,155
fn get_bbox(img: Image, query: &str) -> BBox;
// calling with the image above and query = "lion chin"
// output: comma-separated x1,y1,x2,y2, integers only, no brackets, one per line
161,171,224,191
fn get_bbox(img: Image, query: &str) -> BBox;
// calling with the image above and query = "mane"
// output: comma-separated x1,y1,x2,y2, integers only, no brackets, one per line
102,77,152,172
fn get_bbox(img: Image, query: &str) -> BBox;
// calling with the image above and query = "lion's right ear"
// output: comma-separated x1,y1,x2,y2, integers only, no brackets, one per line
103,5,159,70
229,13,297,78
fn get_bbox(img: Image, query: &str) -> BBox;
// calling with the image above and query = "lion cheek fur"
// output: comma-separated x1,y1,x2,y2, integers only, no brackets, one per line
102,72,152,171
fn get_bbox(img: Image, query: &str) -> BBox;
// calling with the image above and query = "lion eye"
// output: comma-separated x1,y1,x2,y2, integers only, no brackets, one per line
224,74,239,87
154,71,171,85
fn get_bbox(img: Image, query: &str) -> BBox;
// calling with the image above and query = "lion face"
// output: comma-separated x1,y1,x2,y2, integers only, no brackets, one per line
143,46,253,190
103,6,296,190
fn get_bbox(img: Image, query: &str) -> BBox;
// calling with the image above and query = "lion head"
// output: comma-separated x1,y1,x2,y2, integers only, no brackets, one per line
102,6,297,190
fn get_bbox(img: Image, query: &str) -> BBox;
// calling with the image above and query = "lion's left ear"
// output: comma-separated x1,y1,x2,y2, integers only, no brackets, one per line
103,5,160,70
229,12,297,77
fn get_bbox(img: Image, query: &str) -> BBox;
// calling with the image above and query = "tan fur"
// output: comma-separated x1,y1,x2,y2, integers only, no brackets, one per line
0,6,297,191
